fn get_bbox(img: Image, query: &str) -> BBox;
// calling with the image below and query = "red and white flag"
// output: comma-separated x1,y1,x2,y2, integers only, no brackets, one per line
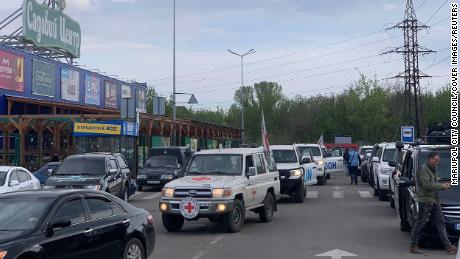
261,111,270,158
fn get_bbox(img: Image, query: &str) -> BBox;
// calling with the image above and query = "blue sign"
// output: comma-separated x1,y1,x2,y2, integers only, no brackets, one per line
401,126,415,143
123,122,139,136
326,161,337,170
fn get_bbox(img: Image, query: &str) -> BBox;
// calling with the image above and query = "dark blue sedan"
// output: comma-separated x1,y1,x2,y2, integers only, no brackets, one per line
33,162,60,185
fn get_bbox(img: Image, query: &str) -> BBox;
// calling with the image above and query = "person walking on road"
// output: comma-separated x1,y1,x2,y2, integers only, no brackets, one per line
409,151,458,255
348,148,360,185
343,148,350,176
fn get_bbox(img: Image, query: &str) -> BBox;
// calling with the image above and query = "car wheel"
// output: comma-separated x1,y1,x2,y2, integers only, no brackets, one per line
326,173,331,180
294,181,305,203
373,182,379,196
223,199,245,233
162,214,184,232
317,174,326,185
137,185,143,192
378,186,386,201
123,238,145,259
259,192,275,223
390,197,395,208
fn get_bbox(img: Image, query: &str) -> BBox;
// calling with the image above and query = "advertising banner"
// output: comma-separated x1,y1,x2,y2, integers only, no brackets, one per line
73,122,121,136
23,0,81,58
84,74,100,105
32,59,55,97
105,81,118,108
136,88,146,113
0,50,24,92
122,85,132,99
61,67,80,101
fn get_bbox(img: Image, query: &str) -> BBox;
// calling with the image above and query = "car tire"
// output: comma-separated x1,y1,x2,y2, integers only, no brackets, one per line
259,192,275,223
162,214,184,232
223,199,245,233
390,197,395,208
326,173,331,180
123,238,145,259
137,186,143,192
373,183,379,196
318,174,326,185
294,181,305,203
378,187,386,201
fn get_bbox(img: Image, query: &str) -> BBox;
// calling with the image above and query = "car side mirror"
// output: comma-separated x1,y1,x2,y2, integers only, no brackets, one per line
247,167,256,177
366,152,371,158
388,161,396,167
108,168,118,175
300,157,311,165
47,168,54,175
51,219,71,229
372,157,380,163
9,180,19,187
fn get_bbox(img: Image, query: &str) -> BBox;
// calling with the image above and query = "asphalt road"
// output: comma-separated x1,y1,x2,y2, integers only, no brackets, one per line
129,173,458,259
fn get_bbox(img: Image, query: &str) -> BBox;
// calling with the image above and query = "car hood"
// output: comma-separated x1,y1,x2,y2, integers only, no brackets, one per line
313,156,323,161
141,167,177,175
0,230,26,243
276,163,301,170
439,182,460,205
164,175,241,189
45,175,102,186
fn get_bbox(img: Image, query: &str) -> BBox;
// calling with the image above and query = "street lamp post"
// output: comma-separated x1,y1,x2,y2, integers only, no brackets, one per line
172,0,177,146
227,49,255,146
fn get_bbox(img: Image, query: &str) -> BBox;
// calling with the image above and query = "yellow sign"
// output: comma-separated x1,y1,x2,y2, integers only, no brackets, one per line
74,122,121,135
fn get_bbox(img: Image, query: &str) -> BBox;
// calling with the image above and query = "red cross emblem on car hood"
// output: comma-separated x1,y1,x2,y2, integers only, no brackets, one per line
191,177,211,182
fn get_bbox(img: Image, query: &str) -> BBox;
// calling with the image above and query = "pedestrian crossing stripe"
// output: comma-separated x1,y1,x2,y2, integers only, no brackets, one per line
332,191,344,199
358,191,373,198
307,191,318,199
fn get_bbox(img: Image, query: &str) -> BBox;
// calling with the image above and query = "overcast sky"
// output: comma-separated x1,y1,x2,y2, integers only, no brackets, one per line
1,0,452,109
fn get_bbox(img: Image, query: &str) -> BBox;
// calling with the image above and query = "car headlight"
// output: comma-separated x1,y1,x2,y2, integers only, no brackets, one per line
316,160,324,166
43,185,55,190
161,174,174,180
212,188,232,198
83,185,101,191
137,174,147,179
290,169,303,177
161,187,174,198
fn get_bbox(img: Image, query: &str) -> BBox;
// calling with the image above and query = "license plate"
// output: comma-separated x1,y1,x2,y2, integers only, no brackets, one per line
280,176,286,179
455,224,460,231
147,180,160,184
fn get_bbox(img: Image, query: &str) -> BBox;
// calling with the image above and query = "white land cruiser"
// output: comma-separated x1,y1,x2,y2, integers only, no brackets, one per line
294,144,328,185
372,142,397,201
159,148,281,233
271,145,317,203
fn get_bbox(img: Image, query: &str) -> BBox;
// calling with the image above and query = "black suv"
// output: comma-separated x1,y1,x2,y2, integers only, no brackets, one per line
44,153,131,202
394,145,460,241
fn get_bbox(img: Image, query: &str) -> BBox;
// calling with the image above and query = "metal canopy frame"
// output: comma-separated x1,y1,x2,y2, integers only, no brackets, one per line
0,0,75,64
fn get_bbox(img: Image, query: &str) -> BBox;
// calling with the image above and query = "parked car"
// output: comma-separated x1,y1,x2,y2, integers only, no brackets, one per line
294,144,328,184
0,166,41,194
148,147,193,170
44,153,131,202
0,189,155,259
371,143,397,201
389,142,406,209
358,145,373,182
368,144,383,188
137,155,185,190
271,145,317,202
159,148,280,233
33,162,61,185
325,147,346,175
394,144,460,242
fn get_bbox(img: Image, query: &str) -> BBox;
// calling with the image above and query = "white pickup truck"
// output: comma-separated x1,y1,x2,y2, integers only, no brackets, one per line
159,148,281,233
371,143,397,201
271,145,317,203
294,144,328,185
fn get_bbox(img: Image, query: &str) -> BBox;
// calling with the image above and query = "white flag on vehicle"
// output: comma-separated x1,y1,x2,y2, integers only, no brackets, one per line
261,111,270,158
317,134,324,146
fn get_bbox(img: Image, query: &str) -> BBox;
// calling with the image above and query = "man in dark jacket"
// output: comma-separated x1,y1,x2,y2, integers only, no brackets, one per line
410,151,457,254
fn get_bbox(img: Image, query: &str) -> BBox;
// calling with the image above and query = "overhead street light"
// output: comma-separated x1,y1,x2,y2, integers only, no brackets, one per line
227,48,256,146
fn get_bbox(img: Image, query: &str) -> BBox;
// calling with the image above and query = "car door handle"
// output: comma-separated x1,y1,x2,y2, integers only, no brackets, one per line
83,228,94,236
122,219,130,227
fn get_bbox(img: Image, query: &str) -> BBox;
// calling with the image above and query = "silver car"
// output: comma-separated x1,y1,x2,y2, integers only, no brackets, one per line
0,166,41,194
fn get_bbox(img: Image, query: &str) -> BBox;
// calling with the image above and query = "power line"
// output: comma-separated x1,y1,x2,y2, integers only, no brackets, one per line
425,0,449,24
149,27,392,82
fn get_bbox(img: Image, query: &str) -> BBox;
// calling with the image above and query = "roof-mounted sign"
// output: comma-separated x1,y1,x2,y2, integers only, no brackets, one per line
22,0,81,58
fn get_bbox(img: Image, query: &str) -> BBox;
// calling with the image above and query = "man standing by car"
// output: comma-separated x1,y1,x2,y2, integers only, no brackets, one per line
410,152,458,254
348,148,360,185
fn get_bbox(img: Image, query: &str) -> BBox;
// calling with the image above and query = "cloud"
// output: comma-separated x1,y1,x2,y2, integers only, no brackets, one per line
383,3,399,11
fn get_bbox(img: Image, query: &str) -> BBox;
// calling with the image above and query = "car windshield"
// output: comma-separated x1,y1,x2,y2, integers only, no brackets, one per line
419,149,451,180
145,156,178,168
360,148,372,155
297,146,321,157
273,150,298,163
0,198,52,231
382,149,396,162
0,171,8,186
55,157,106,175
187,154,242,176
